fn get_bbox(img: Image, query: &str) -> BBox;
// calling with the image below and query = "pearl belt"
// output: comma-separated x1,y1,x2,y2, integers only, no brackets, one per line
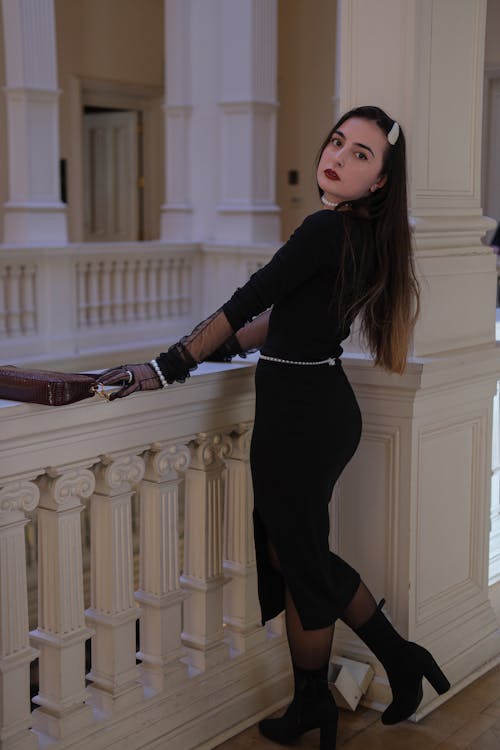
259,354,339,366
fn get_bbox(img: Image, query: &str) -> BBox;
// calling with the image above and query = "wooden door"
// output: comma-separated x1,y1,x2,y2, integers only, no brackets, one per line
83,110,139,242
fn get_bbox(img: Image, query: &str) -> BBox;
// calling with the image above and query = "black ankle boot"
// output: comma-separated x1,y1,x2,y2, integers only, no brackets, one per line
258,664,338,748
355,600,450,725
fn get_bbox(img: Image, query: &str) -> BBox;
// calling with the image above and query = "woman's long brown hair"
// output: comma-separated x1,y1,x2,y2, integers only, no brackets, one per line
317,105,420,374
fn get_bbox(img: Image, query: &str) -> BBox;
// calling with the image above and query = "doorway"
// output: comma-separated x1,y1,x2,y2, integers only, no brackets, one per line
83,106,144,242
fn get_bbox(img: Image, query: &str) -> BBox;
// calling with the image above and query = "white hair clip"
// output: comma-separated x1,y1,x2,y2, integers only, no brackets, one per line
387,121,400,145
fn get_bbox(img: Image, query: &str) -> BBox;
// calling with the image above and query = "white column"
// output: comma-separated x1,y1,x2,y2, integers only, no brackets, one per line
0,0,67,244
0,480,39,750
161,0,280,245
180,432,231,674
216,0,280,244
160,0,193,241
30,466,95,740
135,443,190,693
334,0,500,719
85,453,145,714
223,424,265,655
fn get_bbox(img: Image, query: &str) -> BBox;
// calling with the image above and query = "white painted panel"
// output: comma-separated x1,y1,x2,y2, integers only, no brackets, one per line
166,109,191,204
336,429,397,601
220,106,252,204
427,0,477,192
413,253,496,355
417,421,475,601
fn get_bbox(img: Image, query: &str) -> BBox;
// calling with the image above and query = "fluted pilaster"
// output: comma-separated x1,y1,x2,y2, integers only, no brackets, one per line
180,432,231,673
223,424,265,654
0,480,39,750
30,465,95,739
135,443,190,692
85,452,146,714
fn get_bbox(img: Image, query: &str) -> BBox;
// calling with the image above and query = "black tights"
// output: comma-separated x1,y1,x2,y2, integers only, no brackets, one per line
268,540,377,671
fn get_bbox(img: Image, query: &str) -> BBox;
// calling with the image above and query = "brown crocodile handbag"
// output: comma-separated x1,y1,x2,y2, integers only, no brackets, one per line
0,365,99,406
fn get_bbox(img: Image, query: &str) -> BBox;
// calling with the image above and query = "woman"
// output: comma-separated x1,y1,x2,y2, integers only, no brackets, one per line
98,106,450,749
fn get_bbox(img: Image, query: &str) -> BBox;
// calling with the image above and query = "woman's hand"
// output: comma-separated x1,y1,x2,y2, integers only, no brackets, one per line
96,363,161,400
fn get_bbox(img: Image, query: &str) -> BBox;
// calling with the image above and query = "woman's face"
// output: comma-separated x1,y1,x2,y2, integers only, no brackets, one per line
317,117,388,206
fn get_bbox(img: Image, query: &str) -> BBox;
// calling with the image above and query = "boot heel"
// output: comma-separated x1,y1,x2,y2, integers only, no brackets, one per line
319,714,338,749
425,658,450,695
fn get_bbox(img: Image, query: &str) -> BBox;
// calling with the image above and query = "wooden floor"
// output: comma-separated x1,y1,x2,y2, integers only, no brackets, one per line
215,585,500,750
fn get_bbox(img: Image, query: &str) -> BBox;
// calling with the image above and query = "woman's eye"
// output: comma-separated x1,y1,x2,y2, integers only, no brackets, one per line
355,151,368,160
330,137,342,147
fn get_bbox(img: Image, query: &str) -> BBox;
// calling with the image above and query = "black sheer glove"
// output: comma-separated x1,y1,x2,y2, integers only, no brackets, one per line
155,342,197,383
154,308,233,382
205,333,248,362
96,363,161,400
97,309,235,401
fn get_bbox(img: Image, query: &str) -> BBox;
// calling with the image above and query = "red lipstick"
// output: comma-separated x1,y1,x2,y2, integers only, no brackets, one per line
324,169,340,181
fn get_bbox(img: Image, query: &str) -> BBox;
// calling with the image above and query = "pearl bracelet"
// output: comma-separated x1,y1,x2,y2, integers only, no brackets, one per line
150,358,168,388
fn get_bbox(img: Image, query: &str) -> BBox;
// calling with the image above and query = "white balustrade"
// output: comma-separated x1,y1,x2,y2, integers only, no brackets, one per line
0,262,38,338
0,360,290,750
0,241,270,368
74,252,195,330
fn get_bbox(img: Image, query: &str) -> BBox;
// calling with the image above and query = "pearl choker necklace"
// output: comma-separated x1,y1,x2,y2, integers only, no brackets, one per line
321,195,338,208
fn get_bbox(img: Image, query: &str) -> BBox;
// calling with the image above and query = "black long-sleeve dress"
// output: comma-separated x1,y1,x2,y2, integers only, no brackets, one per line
222,209,365,631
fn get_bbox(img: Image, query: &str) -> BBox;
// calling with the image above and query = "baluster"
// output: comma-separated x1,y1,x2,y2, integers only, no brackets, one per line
6,265,22,334
135,443,190,692
124,260,136,322
181,260,192,315
20,264,36,334
136,259,147,321
180,432,231,674
223,424,265,655
0,480,40,750
0,265,7,336
30,467,95,739
167,258,175,317
111,259,125,323
85,453,145,714
177,258,185,317
159,258,169,318
76,261,87,328
154,258,163,319
100,260,112,325
88,261,100,327
144,259,155,319
171,258,181,317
